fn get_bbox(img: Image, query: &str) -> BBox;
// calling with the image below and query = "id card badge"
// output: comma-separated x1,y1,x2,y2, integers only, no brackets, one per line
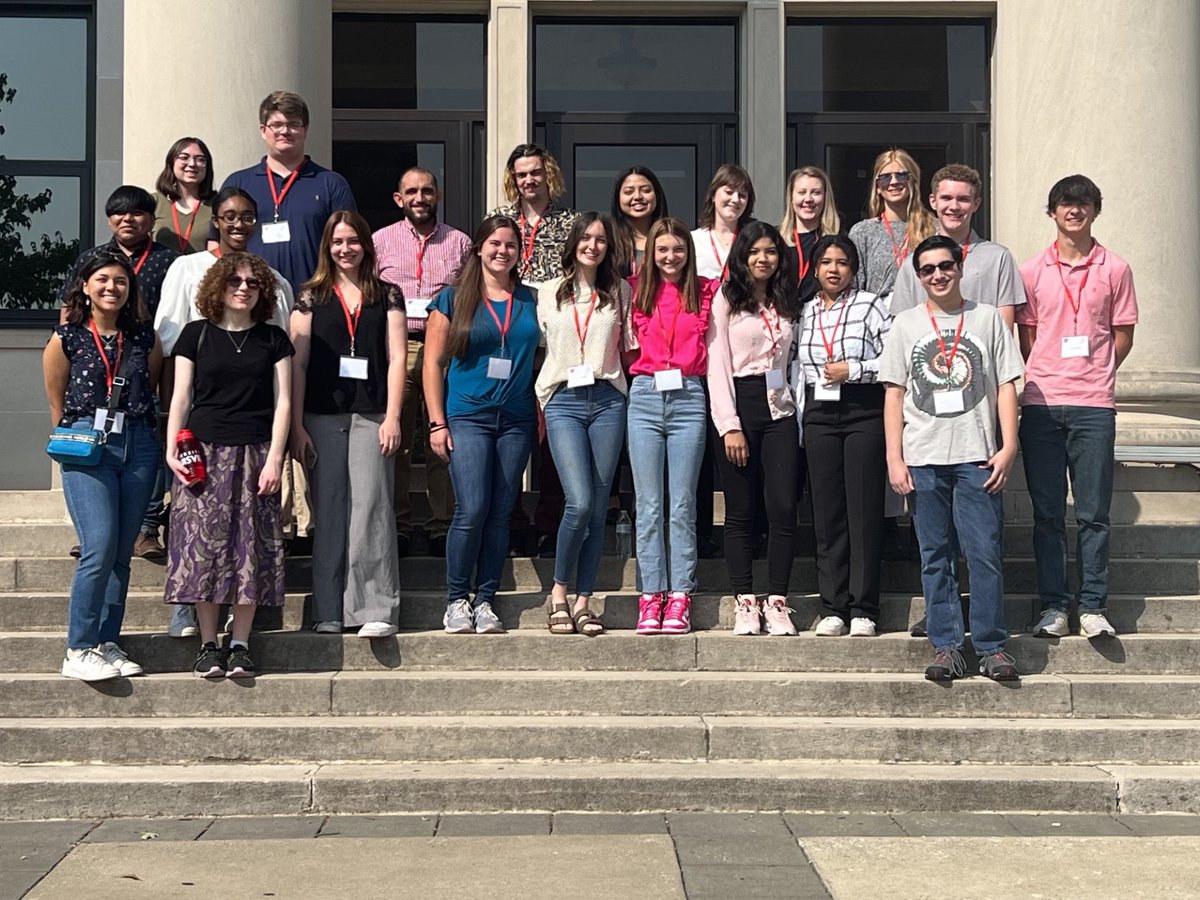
654,368,683,392
261,220,291,244
567,364,595,388
765,368,786,391
934,389,965,415
405,298,430,321
92,409,125,433
1061,335,1091,358
338,355,369,380
813,382,841,402
487,356,512,380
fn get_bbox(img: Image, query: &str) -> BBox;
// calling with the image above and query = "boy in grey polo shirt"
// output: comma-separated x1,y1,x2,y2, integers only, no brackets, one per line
889,164,1024,327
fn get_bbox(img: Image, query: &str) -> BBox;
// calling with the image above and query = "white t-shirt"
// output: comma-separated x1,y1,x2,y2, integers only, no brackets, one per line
890,230,1025,316
691,228,734,281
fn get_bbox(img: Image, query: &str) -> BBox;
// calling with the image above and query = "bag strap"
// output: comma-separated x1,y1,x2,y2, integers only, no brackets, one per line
99,332,135,441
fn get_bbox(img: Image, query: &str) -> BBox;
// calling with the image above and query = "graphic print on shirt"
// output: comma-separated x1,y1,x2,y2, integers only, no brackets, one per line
909,328,986,418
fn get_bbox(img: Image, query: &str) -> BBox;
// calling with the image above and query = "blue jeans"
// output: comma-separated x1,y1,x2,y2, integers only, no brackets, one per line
626,375,708,594
60,419,160,649
445,408,536,606
1019,404,1116,612
544,381,627,595
910,463,1008,655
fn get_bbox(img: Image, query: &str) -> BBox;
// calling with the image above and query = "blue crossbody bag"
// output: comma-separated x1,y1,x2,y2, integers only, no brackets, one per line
45,346,132,466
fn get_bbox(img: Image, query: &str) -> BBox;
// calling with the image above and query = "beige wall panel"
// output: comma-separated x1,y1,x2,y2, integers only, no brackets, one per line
488,0,530,209
745,0,788,226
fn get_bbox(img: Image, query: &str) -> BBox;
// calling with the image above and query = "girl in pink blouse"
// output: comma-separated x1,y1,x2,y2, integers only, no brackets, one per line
706,221,802,635
627,217,719,635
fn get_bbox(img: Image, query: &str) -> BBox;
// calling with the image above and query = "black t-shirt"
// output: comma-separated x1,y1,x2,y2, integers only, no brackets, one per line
174,320,294,445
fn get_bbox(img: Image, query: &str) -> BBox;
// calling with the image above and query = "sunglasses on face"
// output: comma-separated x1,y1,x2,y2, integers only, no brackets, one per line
225,275,260,290
917,260,959,279
876,171,912,187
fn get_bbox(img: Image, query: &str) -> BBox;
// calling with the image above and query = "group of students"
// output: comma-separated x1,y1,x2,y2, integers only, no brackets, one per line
44,91,1138,686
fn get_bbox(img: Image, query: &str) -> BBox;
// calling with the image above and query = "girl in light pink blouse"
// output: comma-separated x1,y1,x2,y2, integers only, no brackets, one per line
706,221,802,635
627,217,720,636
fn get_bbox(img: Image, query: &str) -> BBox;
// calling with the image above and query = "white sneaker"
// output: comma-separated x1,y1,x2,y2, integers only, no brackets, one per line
814,615,848,636
1033,608,1069,638
98,641,144,677
61,647,121,682
732,594,762,635
762,595,797,636
1079,611,1116,638
168,605,198,638
358,621,398,638
313,621,343,634
849,617,877,637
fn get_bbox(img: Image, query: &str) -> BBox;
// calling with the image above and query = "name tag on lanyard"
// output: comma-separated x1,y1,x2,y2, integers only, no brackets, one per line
339,355,369,380
933,389,965,415
654,368,683,392
765,368,786,391
1061,335,1090,358
813,382,841,402
405,298,430,320
487,356,513,380
567,364,595,387
261,220,291,244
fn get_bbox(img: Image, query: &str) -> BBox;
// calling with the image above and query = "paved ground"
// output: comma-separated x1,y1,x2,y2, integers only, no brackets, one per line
6,812,1200,899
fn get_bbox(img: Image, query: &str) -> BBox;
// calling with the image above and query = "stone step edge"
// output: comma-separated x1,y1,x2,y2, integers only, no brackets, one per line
5,591,1199,601
2,761,1198,818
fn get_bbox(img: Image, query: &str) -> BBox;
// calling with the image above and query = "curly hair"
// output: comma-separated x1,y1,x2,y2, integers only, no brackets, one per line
61,251,147,330
501,144,566,203
195,251,278,324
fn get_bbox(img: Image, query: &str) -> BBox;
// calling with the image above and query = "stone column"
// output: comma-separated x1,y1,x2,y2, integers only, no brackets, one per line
122,0,333,187
487,0,530,210
743,0,787,227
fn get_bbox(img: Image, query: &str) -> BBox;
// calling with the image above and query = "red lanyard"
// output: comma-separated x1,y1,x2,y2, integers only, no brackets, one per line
414,232,430,291
212,247,222,259
760,306,783,359
266,166,300,220
926,303,966,373
88,321,123,400
572,286,598,358
709,231,735,282
655,292,685,365
816,291,850,361
1053,241,1097,326
130,241,151,276
171,201,201,252
483,291,514,350
960,233,972,264
333,285,361,355
518,211,542,274
794,229,818,283
880,216,909,270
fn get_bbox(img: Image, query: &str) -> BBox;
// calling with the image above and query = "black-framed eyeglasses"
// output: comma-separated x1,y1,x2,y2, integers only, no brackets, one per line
217,212,257,226
875,171,912,187
917,260,959,279
225,275,261,290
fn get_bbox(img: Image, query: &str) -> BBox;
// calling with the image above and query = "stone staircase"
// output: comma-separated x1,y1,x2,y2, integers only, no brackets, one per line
0,462,1198,821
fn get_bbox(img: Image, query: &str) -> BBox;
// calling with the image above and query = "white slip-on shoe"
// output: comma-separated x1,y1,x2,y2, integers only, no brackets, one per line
849,617,877,637
61,647,121,682
1079,611,1116,638
358,621,398,638
814,615,848,636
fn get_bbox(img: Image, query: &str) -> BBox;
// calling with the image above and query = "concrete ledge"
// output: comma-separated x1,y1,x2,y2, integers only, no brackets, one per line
1106,766,1200,814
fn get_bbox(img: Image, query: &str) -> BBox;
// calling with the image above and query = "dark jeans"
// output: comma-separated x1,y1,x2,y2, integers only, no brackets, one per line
910,462,1008,655
1019,404,1116,612
446,409,536,606
714,375,799,596
804,384,885,621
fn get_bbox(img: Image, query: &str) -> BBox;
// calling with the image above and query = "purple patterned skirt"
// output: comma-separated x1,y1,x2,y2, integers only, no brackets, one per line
164,441,285,607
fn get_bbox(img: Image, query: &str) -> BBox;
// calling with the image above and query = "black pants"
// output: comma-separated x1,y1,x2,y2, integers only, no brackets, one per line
714,375,800,595
804,383,886,621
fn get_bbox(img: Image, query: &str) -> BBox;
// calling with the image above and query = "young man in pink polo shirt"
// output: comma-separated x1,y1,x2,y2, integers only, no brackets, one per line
1017,175,1138,639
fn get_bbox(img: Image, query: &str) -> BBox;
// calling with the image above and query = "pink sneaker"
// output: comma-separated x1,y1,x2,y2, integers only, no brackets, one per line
660,592,692,634
636,593,664,635
763,595,798,636
732,594,762,635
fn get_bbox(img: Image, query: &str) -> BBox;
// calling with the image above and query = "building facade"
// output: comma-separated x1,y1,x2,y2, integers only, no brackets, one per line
1,0,1197,489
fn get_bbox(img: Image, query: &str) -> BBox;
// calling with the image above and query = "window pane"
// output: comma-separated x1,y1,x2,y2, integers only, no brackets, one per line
332,141,446,234
333,16,485,109
573,145,698,227
0,176,82,310
536,23,736,114
786,21,988,113
0,17,88,160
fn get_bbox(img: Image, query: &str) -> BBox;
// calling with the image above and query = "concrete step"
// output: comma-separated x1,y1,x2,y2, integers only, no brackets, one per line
0,490,67,524
2,715,1199,766
7,760,1200,819
5,630,1200,676
0,669,1197,719
1,590,1199,635
4,555,1198,595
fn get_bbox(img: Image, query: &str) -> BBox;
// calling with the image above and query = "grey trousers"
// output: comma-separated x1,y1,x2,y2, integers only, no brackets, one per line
305,412,401,626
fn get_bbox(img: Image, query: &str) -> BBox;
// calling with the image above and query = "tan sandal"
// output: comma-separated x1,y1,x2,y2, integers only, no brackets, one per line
548,596,575,634
572,603,604,637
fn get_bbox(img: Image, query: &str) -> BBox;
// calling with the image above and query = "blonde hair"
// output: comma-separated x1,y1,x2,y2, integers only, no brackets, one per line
867,148,935,244
780,166,841,242
501,144,565,203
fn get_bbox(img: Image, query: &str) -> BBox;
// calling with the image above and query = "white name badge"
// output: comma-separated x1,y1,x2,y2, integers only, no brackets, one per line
338,355,369,380
261,220,291,244
934,389,965,415
92,409,124,433
1061,335,1091,358
766,368,786,391
654,368,683,392
405,298,430,320
813,382,841,402
567,364,595,388
487,356,512,380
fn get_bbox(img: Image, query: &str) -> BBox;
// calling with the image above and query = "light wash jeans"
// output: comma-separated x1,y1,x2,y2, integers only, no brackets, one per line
626,375,707,594
543,380,627,595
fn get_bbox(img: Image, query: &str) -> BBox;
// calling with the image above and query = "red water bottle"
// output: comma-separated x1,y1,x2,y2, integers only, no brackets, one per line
176,428,207,486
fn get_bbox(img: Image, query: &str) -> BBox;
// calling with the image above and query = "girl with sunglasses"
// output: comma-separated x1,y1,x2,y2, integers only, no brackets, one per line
848,149,935,301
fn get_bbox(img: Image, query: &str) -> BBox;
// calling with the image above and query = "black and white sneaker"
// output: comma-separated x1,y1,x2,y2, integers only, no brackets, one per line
224,646,257,679
193,642,225,679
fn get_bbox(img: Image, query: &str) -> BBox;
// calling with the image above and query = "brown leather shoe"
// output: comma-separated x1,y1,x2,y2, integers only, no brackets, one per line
133,531,165,560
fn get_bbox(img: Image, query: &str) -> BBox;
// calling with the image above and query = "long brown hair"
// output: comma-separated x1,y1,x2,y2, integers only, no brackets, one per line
61,252,146,331
634,217,700,316
154,136,215,202
555,213,619,311
301,211,384,306
866,148,935,243
195,252,278,324
447,215,521,360
699,164,755,230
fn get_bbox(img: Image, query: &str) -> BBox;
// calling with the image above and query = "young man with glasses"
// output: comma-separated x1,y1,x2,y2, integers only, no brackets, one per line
880,235,1024,682
1017,175,1138,640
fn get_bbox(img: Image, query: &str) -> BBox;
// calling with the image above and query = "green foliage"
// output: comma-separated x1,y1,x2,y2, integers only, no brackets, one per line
0,72,81,310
